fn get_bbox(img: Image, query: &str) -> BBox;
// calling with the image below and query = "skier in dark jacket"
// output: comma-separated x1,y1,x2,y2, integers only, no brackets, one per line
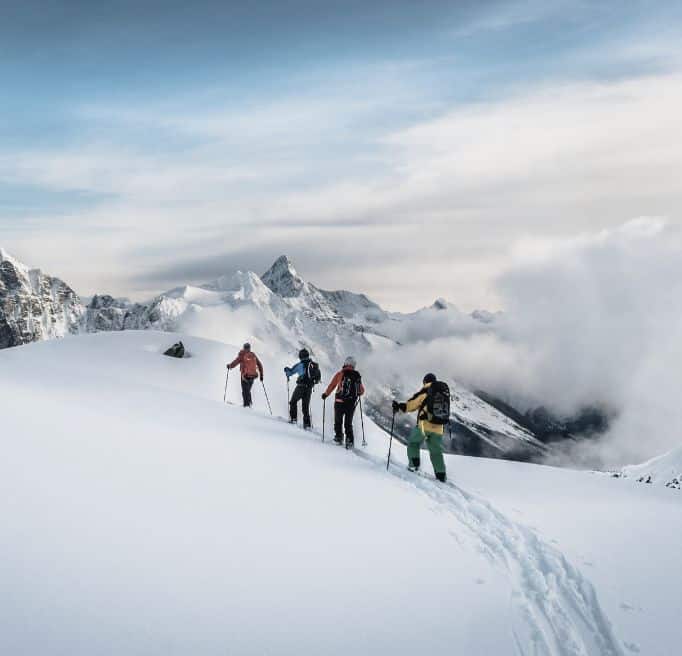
228,342,264,407
322,356,364,448
284,348,318,429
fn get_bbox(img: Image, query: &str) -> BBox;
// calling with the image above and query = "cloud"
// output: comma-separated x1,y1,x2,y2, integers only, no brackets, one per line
2,66,682,310
365,218,682,468
451,0,578,38
494,218,682,465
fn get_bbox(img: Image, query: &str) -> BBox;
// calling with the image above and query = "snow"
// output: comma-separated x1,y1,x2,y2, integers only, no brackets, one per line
620,446,682,489
1,246,24,269
3,331,679,654
164,285,226,305
449,381,545,450
0,333,508,654
450,457,682,654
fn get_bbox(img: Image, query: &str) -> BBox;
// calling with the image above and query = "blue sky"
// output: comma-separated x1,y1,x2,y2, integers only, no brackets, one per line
1,1,681,309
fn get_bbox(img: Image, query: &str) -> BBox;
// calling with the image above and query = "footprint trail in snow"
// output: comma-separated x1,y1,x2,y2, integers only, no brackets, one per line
351,448,625,656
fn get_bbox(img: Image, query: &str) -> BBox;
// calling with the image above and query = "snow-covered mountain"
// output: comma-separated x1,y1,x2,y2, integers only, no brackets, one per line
0,248,83,348
1,331,678,655
0,248,588,460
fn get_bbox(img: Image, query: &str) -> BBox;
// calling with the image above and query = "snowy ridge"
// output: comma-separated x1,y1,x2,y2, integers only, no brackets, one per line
619,446,682,489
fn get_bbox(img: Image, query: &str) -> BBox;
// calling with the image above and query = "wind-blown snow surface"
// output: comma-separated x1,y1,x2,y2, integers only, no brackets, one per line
1,332,678,654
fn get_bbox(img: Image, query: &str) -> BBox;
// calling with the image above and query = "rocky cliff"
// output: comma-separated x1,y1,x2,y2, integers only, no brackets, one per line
0,249,84,348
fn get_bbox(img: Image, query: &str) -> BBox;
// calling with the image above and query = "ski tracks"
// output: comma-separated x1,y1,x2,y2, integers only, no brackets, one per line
265,417,624,655
361,452,625,656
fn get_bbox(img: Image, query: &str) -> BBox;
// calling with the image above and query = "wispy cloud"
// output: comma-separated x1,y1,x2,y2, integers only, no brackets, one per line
451,0,581,38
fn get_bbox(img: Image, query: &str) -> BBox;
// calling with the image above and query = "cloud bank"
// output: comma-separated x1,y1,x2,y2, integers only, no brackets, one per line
497,218,682,467
365,218,681,467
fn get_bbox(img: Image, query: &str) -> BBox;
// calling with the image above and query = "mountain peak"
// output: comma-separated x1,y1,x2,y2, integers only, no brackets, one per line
261,255,305,297
0,247,18,265
267,255,297,276
0,247,29,276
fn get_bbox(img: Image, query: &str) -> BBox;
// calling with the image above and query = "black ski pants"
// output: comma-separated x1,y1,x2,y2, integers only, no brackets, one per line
241,376,256,407
290,383,313,427
334,400,356,443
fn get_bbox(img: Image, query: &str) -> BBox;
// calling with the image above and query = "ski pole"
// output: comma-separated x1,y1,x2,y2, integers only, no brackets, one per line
386,409,396,470
286,377,292,419
223,367,230,403
322,397,326,442
261,380,273,415
359,396,367,447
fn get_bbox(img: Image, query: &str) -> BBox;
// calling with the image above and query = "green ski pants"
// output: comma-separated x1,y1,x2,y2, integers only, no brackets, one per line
407,427,446,475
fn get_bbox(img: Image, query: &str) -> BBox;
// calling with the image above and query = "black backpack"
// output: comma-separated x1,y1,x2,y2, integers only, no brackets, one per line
337,369,361,402
163,341,185,358
422,381,451,425
298,359,321,386
307,360,322,385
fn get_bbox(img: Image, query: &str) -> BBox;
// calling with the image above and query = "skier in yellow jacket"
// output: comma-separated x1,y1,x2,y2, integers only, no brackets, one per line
392,373,447,482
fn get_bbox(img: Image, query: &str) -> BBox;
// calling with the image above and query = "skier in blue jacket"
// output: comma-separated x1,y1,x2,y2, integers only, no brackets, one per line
284,348,319,429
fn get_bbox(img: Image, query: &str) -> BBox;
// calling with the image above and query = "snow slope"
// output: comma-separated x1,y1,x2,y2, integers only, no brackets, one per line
450,458,682,655
3,332,677,654
619,446,682,489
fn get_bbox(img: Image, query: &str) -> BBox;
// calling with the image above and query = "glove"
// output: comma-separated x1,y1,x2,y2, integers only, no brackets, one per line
392,400,400,413
284,367,290,377
321,392,328,400
260,374,264,381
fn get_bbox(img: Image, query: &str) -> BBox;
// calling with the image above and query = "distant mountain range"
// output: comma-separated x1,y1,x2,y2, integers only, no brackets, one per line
0,248,608,461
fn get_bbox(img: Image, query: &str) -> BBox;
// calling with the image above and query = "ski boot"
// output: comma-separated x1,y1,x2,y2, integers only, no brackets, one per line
407,457,421,473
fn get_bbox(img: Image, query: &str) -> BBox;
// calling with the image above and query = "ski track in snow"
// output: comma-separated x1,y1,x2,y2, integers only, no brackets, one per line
270,415,624,656
412,476,624,656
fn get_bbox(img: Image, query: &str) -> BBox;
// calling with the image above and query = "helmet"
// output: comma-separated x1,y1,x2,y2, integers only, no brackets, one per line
243,342,251,351
344,356,356,368
423,373,437,385
298,348,310,360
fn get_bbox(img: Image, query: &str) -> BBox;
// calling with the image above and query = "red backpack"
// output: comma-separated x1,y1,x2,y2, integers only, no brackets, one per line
241,351,259,378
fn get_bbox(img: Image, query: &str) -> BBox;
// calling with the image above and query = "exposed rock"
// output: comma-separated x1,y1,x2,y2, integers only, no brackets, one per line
261,255,305,298
0,248,83,348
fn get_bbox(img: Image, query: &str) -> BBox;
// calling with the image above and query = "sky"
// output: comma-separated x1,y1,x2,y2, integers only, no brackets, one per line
1,0,681,311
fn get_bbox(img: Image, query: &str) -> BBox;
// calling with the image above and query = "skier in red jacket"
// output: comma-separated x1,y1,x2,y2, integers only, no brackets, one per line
228,343,264,407
322,356,364,448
